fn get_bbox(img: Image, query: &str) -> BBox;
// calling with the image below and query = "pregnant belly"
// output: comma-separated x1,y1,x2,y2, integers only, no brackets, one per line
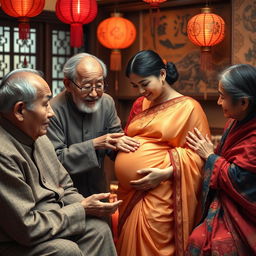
115,139,169,190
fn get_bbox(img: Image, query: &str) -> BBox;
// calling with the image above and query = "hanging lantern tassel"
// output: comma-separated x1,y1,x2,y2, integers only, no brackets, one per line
18,18,30,40
97,13,136,72
70,23,83,48
110,49,121,71
187,6,225,72
56,0,98,48
22,56,28,68
200,46,212,72
1,0,45,40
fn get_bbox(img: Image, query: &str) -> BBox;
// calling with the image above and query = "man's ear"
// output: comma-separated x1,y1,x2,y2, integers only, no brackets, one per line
63,78,72,92
13,101,25,121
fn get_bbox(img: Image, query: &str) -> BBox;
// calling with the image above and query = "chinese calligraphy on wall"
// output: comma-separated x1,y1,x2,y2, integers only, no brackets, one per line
142,3,231,98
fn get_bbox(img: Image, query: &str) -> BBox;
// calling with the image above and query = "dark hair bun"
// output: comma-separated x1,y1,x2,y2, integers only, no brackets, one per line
166,62,179,84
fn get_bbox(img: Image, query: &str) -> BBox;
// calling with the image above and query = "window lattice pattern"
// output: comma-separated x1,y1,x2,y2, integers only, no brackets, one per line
52,30,71,96
0,26,37,80
0,26,11,77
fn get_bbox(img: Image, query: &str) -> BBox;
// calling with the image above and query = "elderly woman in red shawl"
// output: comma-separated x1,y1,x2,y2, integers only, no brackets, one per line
186,64,256,255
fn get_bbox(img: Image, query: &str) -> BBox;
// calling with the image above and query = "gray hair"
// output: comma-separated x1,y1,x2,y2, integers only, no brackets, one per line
63,53,107,81
0,68,43,113
219,64,256,109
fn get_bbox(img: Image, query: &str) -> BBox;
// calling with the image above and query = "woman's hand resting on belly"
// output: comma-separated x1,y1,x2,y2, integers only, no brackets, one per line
130,166,173,191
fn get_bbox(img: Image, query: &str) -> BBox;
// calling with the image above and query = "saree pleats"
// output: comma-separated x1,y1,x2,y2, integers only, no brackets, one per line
171,148,205,255
115,96,210,256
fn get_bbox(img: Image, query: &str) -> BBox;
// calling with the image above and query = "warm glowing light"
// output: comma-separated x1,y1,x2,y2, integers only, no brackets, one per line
97,13,136,71
55,0,98,47
187,7,225,71
143,0,167,8
187,7,225,49
0,0,45,39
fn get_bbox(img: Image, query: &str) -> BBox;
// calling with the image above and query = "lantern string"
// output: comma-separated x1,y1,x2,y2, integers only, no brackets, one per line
114,0,120,13
149,7,161,50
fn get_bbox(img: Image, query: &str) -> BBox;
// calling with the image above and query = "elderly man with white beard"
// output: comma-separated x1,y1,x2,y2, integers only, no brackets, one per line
47,53,139,198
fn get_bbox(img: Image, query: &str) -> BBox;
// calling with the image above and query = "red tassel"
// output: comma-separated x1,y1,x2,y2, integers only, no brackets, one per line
200,47,212,71
110,50,121,71
70,23,83,48
18,18,30,40
23,56,28,68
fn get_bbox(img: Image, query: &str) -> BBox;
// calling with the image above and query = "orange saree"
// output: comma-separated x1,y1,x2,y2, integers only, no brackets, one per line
115,96,210,256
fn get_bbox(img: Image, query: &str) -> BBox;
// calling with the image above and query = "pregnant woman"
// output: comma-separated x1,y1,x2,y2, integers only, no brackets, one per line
115,50,210,256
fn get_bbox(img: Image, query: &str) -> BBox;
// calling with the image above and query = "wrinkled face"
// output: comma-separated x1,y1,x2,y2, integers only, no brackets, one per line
217,82,247,121
67,57,104,113
22,74,54,140
129,72,165,103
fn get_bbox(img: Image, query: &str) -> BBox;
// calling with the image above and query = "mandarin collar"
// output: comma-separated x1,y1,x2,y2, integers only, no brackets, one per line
0,117,34,147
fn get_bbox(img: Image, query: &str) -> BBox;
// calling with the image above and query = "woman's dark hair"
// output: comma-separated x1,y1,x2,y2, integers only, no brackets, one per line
125,50,179,86
220,64,256,110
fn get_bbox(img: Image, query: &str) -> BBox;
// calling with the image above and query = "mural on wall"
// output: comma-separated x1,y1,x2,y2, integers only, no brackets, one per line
233,0,256,65
142,4,231,99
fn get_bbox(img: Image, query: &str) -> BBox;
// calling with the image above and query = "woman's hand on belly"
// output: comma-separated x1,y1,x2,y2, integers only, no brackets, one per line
130,166,173,191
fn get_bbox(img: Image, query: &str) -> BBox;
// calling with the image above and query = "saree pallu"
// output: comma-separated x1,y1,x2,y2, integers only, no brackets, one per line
115,96,210,256
186,116,256,255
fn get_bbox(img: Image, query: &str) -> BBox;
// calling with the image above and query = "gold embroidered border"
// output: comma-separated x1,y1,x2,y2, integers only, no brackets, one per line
170,148,184,256
131,96,189,124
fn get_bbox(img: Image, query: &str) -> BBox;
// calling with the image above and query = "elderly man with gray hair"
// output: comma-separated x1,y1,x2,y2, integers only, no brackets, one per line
0,68,121,256
47,53,139,198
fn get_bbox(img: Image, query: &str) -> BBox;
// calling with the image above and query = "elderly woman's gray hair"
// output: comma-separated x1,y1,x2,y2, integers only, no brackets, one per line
0,68,43,113
63,53,107,81
220,64,256,110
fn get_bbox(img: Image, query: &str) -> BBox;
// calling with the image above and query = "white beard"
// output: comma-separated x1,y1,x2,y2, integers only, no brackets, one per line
75,97,102,113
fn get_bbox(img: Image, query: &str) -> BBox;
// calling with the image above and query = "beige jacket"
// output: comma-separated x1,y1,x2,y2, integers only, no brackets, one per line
0,118,86,247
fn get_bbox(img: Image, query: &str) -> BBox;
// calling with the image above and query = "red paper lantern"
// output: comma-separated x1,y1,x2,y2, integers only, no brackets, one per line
143,0,167,8
55,0,98,48
0,0,45,39
97,13,136,71
187,7,225,71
